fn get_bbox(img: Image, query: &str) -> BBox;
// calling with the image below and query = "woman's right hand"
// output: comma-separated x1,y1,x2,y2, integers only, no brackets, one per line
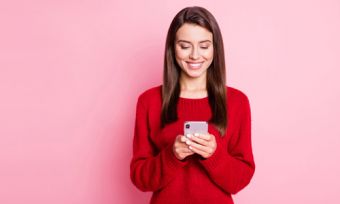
173,135,194,160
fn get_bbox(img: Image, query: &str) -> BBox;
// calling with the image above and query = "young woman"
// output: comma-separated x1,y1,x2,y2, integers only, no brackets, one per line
130,6,255,204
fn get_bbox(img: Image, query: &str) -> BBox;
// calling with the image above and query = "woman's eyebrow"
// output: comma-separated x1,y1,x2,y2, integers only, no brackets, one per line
177,40,212,43
199,40,212,43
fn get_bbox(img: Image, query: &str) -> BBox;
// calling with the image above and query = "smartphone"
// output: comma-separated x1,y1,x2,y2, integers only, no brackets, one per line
184,121,208,135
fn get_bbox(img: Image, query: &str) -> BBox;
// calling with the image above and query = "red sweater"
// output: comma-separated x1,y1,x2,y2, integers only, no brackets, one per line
130,85,255,204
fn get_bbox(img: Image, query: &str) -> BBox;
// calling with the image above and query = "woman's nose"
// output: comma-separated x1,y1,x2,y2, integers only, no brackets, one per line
189,48,200,59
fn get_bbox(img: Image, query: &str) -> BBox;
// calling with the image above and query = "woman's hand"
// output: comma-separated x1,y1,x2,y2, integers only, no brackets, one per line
173,135,194,160
185,133,217,159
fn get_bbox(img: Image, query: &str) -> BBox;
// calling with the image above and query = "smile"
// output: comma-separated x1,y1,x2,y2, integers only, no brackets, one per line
186,62,204,69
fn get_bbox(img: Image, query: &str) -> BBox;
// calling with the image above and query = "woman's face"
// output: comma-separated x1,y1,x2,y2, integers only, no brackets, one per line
174,23,214,79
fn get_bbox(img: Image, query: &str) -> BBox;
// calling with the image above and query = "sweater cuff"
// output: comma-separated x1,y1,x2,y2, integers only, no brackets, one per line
163,144,188,170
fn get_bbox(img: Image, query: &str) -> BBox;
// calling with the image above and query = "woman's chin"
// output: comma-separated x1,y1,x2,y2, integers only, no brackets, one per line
185,71,205,78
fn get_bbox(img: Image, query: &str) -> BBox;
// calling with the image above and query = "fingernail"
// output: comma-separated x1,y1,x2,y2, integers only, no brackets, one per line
186,134,192,138
186,141,191,145
194,133,199,137
180,136,186,142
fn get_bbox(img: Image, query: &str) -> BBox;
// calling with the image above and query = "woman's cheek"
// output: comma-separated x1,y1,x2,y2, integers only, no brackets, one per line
202,49,213,59
178,51,190,59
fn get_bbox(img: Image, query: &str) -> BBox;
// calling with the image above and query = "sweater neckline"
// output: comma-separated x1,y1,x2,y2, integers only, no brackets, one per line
177,96,209,114
179,96,208,100
178,96,209,106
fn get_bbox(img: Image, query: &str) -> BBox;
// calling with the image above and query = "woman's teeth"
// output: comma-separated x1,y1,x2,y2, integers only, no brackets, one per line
187,62,203,69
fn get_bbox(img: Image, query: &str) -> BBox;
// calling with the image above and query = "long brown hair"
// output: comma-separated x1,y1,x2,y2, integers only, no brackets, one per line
161,6,227,136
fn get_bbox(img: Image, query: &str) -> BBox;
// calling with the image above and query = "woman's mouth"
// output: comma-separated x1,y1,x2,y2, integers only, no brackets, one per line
186,62,204,70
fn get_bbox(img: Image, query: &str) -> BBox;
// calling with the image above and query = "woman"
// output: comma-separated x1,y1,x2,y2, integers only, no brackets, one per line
130,6,255,204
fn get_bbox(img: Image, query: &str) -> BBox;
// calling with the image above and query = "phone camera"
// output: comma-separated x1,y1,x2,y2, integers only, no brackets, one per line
185,124,190,129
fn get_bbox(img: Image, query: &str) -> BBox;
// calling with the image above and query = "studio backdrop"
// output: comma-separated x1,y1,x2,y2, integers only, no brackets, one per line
0,0,339,203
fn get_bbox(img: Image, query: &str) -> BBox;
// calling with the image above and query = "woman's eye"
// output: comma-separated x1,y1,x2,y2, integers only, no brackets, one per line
181,46,190,49
200,46,209,49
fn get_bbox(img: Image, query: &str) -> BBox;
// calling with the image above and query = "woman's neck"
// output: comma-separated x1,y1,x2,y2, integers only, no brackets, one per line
179,73,208,98
179,73,206,91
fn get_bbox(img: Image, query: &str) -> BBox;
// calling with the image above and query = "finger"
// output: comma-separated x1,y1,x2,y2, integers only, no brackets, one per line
180,135,188,143
176,144,193,152
174,146,193,157
188,145,210,158
185,133,193,138
175,143,191,150
194,133,214,141
176,134,183,140
188,134,209,146
186,140,214,154
180,147,193,153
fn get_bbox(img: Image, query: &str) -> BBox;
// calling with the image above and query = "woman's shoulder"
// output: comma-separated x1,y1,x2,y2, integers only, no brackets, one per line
226,85,250,103
137,85,162,105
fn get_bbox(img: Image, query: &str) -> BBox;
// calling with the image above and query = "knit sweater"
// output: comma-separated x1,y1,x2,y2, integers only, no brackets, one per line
130,85,255,204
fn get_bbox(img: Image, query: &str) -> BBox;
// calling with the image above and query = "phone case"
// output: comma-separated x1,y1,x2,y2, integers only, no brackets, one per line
184,121,208,135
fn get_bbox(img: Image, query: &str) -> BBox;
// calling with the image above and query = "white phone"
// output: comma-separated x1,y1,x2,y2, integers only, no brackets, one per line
184,121,208,135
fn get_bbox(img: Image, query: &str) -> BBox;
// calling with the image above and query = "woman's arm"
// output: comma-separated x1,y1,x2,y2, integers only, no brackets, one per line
130,96,187,192
199,94,255,194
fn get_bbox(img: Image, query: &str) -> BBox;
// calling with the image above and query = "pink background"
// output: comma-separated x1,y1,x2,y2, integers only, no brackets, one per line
1,0,339,203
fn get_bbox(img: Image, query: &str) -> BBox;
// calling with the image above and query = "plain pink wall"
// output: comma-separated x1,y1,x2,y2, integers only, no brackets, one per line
1,0,339,203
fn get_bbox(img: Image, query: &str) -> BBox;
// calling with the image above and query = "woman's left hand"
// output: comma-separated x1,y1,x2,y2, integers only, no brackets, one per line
185,133,217,159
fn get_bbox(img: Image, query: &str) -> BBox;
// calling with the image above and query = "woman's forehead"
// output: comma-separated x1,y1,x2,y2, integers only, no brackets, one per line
175,23,213,43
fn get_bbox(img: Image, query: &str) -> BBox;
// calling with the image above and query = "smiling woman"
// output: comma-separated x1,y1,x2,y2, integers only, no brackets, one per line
130,6,255,204
174,23,214,80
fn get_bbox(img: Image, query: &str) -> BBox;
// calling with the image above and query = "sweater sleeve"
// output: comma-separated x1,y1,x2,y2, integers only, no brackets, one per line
130,95,187,192
199,94,255,194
